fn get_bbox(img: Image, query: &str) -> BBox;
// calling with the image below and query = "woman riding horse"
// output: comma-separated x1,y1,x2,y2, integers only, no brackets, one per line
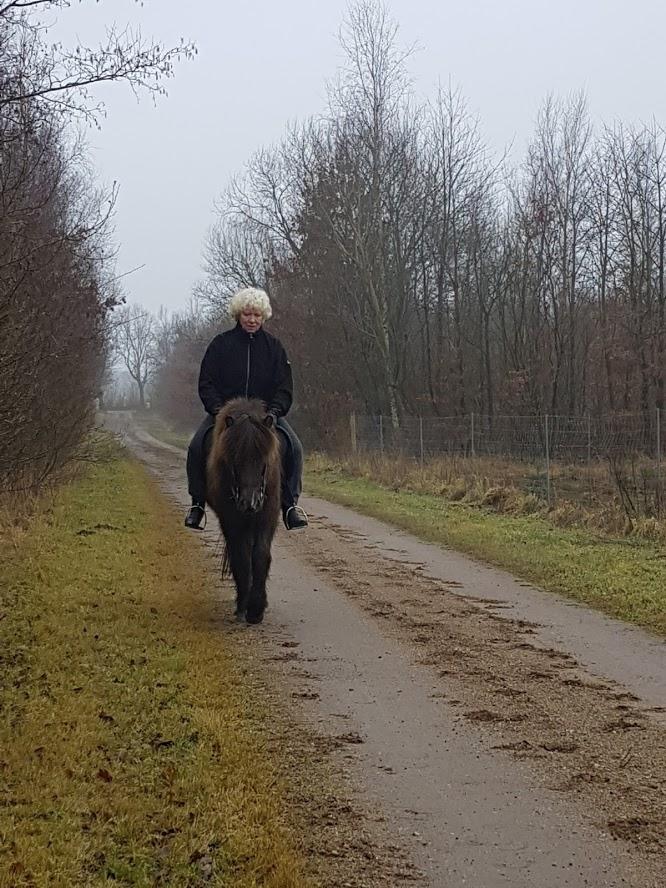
185,286,308,531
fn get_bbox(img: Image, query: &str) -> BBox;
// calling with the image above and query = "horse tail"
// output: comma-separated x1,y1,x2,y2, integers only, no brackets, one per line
221,542,230,580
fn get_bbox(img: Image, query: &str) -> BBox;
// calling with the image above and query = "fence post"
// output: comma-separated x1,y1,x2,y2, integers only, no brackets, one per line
544,413,552,508
419,416,425,465
657,407,662,508
470,412,476,457
350,412,357,455
379,415,384,453
586,413,593,504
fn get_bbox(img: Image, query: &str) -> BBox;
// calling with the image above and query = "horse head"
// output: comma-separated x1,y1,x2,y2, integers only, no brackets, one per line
209,399,279,515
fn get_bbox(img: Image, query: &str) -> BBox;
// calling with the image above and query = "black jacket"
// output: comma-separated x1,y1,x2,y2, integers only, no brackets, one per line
198,324,293,417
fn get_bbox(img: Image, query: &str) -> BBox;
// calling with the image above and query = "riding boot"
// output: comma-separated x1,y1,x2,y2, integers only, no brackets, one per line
185,415,215,530
184,501,206,529
275,418,306,530
283,503,308,530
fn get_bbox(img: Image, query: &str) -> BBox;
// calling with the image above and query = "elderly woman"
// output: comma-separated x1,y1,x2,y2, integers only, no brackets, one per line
185,287,308,531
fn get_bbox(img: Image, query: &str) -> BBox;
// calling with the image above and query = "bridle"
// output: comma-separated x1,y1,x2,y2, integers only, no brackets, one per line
229,464,266,510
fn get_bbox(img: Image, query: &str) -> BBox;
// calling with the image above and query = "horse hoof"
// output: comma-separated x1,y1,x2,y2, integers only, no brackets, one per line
235,609,246,623
245,611,264,625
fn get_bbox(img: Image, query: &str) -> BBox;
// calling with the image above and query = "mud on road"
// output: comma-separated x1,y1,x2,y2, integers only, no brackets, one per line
108,414,665,888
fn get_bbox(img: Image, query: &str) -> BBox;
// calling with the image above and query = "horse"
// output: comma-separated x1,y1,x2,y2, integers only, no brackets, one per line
206,398,281,624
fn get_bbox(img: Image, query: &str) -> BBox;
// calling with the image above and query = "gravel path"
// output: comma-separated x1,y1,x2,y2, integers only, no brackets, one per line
108,413,665,887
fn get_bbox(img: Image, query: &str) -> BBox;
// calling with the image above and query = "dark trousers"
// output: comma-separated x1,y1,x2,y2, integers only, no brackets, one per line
186,414,303,512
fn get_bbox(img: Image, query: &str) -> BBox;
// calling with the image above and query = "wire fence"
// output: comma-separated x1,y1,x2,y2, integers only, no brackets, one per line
347,410,665,517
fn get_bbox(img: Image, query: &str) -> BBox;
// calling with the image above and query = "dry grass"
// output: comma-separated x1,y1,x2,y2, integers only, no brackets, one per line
0,430,123,539
310,452,666,542
0,454,310,887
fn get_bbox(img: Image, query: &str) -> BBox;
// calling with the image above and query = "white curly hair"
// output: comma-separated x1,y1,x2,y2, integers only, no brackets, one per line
229,287,272,322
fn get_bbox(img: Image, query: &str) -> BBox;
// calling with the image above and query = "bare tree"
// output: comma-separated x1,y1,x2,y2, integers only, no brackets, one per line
0,106,113,490
0,1,195,124
0,0,193,496
197,218,271,313
311,0,417,427
588,133,619,411
421,84,499,414
150,300,216,430
114,305,155,409
156,1,666,456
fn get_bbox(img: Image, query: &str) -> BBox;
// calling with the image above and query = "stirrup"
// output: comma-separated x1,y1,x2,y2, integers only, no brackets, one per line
284,504,308,530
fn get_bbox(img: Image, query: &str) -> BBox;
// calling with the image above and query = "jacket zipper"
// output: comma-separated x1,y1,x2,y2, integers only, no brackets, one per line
245,335,252,397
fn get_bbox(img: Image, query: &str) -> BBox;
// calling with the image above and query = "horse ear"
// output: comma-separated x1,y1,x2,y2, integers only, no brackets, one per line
225,415,234,429
264,413,275,428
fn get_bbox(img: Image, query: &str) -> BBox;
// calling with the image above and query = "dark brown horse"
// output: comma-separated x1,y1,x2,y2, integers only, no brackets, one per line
206,398,281,623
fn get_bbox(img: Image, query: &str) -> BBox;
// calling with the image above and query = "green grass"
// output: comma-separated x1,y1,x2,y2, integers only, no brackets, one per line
306,462,666,636
0,449,309,887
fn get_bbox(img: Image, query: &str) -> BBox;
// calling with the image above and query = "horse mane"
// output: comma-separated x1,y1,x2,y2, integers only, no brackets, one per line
211,398,279,466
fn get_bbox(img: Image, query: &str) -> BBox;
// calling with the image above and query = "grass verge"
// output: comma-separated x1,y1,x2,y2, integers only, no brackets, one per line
306,458,666,636
0,446,308,887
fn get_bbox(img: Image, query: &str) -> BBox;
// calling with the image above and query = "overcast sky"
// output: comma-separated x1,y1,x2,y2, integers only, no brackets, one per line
53,0,666,314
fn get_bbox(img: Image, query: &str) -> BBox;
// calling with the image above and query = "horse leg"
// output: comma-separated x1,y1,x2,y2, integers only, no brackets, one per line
246,530,272,624
226,532,253,621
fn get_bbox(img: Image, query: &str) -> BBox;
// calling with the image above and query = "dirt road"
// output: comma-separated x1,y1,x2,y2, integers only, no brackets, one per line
108,414,665,887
